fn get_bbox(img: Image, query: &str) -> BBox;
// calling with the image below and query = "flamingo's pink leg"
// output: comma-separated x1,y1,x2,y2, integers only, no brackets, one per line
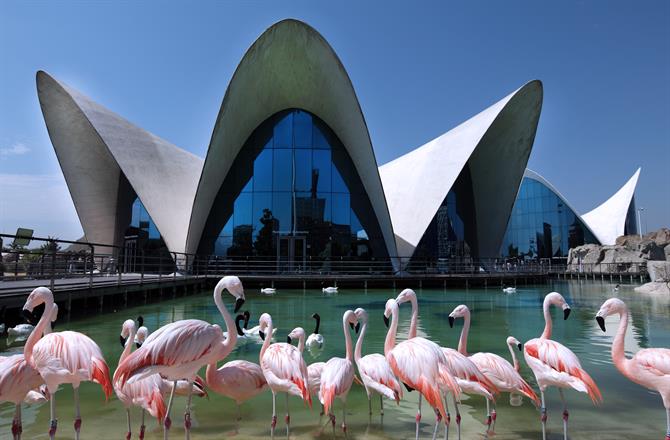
73,387,82,440
11,404,21,440
125,408,132,440
442,393,451,440
139,409,146,440
540,391,547,440
184,380,193,440
48,391,57,440
451,393,461,440
559,389,568,440
284,393,290,438
270,391,277,439
342,401,348,434
415,394,422,440
432,406,441,440
164,380,177,440
485,399,492,430
491,401,497,432
666,406,670,440
380,395,384,416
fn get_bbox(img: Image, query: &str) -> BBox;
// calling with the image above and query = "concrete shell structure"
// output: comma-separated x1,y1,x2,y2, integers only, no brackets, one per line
37,71,203,254
185,19,398,261
582,168,641,245
379,81,543,263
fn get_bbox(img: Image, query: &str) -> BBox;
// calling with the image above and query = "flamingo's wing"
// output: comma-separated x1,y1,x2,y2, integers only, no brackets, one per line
261,343,311,403
471,352,538,405
0,354,43,403
114,320,221,386
524,338,601,403
635,348,670,377
357,353,402,401
319,357,355,415
307,362,325,395
442,347,497,395
216,360,267,390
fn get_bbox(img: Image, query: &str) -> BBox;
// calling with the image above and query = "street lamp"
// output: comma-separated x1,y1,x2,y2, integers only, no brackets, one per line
637,207,644,238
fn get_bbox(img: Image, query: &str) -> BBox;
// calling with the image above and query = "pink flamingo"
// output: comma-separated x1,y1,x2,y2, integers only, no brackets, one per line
1,303,58,440
257,313,311,438
384,298,461,440
286,326,325,413
114,276,245,440
22,287,113,440
596,298,670,439
524,292,602,440
396,289,495,439
205,326,267,422
353,307,402,416
114,318,207,440
448,305,539,432
319,310,358,434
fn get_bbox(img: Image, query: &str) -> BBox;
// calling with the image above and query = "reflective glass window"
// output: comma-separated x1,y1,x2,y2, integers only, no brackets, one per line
253,149,273,191
273,149,292,192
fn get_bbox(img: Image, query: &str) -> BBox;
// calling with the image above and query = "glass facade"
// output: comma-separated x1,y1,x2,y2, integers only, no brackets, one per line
197,109,388,261
624,196,638,236
500,176,599,259
122,196,170,270
408,165,478,267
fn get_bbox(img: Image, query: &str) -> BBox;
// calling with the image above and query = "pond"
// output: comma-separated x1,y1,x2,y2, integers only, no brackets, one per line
1,280,668,439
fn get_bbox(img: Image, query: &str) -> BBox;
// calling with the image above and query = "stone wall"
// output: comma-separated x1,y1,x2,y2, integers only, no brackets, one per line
567,228,670,275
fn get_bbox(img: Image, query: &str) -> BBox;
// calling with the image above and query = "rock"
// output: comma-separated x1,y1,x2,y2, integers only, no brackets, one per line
648,261,670,282
638,240,666,261
665,245,670,261
634,281,670,295
616,235,642,249
646,228,670,247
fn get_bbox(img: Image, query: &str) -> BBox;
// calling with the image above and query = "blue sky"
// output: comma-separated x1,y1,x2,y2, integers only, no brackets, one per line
0,1,668,241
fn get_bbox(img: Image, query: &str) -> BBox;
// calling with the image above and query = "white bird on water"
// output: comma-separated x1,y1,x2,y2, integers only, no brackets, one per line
305,313,324,353
322,286,338,295
260,288,276,295
502,286,517,294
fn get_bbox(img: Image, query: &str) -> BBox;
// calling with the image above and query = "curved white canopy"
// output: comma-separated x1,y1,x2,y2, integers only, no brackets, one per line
582,168,641,245
37,71,203,254
379,81,543,260
185,19,398,261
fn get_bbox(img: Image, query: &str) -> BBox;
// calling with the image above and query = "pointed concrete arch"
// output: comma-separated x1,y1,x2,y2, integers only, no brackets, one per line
185,19,398,263
379,81,543,262
37,71,203,254
582,168,641,245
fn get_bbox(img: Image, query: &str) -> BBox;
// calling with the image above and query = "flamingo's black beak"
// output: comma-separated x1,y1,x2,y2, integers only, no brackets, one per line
517,343,522,351
383,315,390,328
136,342,142,349
259,330,265,341
349,322,354,330
596,316,606,332
354,323,360,334
234,298,245,313
119,335,127,348
448,316,455,328
286,335,292,344
563,308,571,320
22,309,36,325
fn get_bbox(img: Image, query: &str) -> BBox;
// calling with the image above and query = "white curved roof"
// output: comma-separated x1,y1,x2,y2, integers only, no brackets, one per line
581,168,641,245
37,71,203,254
186,19,398,261
379,81,543,260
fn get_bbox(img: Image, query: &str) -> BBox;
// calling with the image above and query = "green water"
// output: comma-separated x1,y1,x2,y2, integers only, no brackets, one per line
1,280,668,439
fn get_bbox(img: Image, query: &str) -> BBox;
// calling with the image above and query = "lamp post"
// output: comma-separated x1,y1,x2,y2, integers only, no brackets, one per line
637,207,644,238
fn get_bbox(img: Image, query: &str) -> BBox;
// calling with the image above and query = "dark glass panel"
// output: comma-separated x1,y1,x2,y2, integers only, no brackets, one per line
332,193,350,226
253,149,273,191
273,113,292,149
332,165,347,193
312,149,332,192
273,149,292,192
294,149,312,192
273,192,292,234
313,124,330,150
293,111,312,148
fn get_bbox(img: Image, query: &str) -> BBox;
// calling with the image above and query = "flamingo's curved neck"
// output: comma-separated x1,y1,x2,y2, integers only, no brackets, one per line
205,362,218,385
611,308,631,378
384,307,399,356
296,332,305,353
540,298,553,339
408,295,418,339
259,319,273,362
507,342,520,372
214,284,237,354
457,310,470,356
354,320,367,362
343,315,354,362
119,324,138,365
24,299,55,363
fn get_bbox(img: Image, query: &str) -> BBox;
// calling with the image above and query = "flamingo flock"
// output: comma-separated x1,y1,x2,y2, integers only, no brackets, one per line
0,280,668,440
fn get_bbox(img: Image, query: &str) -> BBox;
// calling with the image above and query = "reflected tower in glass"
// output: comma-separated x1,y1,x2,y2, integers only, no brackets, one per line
197,109,388,262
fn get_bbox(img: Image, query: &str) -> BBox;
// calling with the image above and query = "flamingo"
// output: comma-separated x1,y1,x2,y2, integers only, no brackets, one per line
306,313,325,354
0,303,57,440
286,327,326,414
595,298,670,439
22,287,113,440
257,313,311,438
319,310,359,434
383,298,460,440
243,311,277,341
223,313,253,345
524,292,602,440
205,357,267,421
353,307,402,416
114,276,245,440
448,305,539,432
135,316,149,348
396,289,495,438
